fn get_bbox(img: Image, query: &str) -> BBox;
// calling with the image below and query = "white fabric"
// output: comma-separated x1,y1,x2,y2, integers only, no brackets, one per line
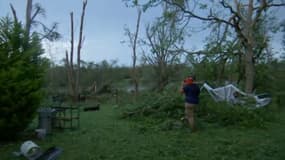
202,83,271,107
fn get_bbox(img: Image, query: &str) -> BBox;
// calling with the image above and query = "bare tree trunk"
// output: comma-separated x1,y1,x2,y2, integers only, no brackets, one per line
132,8,141,96
76,0,87,102
66,12,76,102
65,51,75,101
244,0,255,93
245,46,255,93
66,1,88,103
25,0,32,36
157,62,168,91
70,12,74,76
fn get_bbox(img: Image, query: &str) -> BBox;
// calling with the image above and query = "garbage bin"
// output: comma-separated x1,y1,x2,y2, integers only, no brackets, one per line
37,108,56,134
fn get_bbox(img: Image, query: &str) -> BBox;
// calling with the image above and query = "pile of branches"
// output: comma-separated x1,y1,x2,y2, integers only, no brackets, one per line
122,91,184,119
122,91,275,129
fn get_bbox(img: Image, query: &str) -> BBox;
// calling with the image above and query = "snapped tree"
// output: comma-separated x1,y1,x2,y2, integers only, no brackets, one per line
65,0,88,102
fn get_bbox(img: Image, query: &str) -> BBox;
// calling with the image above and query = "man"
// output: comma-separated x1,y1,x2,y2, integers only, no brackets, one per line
180,75,200,131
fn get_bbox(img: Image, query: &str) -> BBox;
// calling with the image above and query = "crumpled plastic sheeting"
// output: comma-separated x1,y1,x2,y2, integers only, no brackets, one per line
201,83,271,107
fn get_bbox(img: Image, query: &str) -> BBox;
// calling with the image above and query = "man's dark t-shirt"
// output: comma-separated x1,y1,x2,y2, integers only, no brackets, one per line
183,83,200,104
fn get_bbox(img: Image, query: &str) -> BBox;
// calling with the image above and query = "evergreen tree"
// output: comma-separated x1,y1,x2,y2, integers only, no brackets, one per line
0,17,47,140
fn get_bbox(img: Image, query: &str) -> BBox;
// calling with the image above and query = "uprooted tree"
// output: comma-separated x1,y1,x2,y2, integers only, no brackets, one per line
65,0,88,102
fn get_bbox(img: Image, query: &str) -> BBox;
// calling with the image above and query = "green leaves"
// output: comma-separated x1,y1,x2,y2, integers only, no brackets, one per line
122,91,184,119
0,17,46,140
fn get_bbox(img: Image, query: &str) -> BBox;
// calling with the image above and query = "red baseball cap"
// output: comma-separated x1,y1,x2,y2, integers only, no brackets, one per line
184,77,193,85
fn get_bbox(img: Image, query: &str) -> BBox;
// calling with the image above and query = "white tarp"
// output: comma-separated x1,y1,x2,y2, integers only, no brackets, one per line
201,83,271,108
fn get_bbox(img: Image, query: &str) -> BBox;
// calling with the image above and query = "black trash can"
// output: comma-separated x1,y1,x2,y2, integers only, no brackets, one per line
37,108,56,134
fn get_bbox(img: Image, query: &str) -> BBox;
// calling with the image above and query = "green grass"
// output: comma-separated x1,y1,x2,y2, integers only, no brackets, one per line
1,104,285,160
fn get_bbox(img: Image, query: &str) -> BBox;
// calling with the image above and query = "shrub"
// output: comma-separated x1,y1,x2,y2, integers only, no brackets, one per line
0,18,47,140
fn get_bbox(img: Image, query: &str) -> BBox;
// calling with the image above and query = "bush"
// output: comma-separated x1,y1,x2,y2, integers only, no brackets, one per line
0,18,46,140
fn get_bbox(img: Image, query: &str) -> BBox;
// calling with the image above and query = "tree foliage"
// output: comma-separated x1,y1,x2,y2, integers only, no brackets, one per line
0,17,47,140
143,15,185,91
134,0,285,93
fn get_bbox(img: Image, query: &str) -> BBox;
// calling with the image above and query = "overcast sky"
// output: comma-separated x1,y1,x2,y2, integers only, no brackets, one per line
0,0,162,65
0,0,284,65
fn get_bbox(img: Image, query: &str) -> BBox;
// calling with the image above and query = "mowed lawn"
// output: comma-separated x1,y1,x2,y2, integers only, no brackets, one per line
1,104,285,160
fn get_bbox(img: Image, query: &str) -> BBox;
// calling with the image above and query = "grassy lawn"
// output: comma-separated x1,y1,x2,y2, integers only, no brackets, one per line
1,104,285,160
